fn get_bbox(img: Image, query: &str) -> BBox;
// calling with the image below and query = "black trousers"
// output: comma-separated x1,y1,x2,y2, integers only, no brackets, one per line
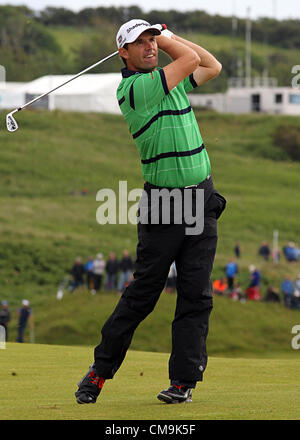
94,177,226,387
16,324,26,343
93,274,103,291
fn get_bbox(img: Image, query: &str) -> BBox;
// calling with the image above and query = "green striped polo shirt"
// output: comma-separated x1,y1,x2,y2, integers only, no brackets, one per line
117,67,211,188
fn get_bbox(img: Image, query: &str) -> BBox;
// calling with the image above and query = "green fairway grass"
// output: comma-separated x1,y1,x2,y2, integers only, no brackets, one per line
1,343,299,420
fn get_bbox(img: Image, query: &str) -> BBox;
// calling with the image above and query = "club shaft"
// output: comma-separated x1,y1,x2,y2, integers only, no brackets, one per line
17,50,119,112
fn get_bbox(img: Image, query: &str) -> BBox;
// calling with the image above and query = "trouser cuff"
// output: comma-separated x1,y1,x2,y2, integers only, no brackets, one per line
171,379,197,389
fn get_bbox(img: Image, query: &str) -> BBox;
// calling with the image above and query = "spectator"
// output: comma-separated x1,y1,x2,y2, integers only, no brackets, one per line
264,286,281,303
165,262,177,293
245,265,262,301
229,282,244,302
16,299,34,343
294,274,300,294
69,257,85,292
258,241,271,261
248,265,261,288
283,242,299,262
84,256,95,291
118,249,134,292
224,258,238,291
281,275,295,308
0,300,11,341
105,252,119,290
293,275,300,310
92,253,106,293
213,277,228,295
234,241,241,259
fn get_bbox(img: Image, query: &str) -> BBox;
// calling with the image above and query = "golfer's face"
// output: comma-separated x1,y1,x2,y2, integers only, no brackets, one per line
126,31,158,72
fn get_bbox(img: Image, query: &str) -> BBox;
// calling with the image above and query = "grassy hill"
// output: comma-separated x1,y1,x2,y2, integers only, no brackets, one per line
5,291,300,359
49,25,300,88
1,343,300,420
0,109,300,356
50,24,281,60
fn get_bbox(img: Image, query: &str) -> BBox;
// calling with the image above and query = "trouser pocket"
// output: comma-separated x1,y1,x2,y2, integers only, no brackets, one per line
206,190,226,219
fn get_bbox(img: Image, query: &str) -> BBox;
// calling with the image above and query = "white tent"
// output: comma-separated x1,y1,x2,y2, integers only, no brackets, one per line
1,73,123,114
0,82,26,110
52,73,122,114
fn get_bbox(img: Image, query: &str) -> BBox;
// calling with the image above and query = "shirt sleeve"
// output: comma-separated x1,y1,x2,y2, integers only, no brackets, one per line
182,73,198,93
127,69,169,114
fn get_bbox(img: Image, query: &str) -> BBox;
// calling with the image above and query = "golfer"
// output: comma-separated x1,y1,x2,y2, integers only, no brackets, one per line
75,19,226,405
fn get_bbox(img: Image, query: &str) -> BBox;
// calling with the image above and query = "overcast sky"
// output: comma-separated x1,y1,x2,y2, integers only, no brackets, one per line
2,0,300,20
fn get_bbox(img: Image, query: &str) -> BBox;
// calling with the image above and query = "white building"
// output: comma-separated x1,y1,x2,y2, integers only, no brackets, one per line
0,73,122,114
188,78,300,116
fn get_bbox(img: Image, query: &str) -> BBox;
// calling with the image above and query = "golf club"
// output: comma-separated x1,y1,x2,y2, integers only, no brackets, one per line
6,50,119,132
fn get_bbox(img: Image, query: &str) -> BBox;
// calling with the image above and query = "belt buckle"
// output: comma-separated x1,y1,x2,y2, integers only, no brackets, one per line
184,184,197,189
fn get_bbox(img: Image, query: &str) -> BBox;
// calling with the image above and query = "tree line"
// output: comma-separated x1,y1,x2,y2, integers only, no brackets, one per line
0,5,298,91
0,6,67,81
36,5,300,50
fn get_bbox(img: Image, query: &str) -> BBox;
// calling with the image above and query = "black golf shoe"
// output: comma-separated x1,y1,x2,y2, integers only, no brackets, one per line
157,385,193,404
75,364,105,404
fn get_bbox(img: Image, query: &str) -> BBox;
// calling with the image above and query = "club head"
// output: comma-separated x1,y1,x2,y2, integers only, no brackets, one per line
6,112,18,132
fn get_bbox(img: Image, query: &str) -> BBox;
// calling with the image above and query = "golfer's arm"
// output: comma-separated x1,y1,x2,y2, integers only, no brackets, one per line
156,35,200,91
171,34,222,85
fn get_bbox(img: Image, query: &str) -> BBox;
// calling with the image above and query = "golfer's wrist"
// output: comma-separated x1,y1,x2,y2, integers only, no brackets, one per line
157,24,174,39
162,29,174,39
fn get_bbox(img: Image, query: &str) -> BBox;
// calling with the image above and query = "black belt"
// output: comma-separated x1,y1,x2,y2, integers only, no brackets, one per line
184,175,211,189
145,175,211,191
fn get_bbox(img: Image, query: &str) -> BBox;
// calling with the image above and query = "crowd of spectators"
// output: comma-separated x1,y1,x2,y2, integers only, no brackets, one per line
66,238,300,311
0,299,34,343
211,240,300,310
68,250,179,295
213,264,300,309
256,240,300,263
68,249,134,294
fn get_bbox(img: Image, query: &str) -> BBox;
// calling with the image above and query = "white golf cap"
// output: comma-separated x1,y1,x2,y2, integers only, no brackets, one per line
116,19,162,49
22,299,30,306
